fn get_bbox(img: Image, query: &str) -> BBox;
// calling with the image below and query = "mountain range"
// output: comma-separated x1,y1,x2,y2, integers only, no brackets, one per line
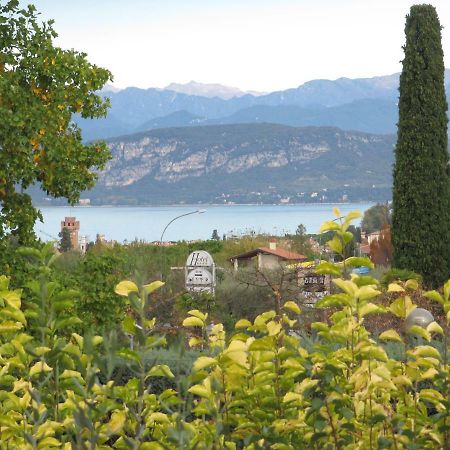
77,70,450,141
32,72,450,206
69,123,395,206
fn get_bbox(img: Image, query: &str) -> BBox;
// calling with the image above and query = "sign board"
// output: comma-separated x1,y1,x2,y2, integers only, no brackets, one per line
186,251,214,268
298,269,330,306
303,274,326,289
186,268,213,286
185,251,215,294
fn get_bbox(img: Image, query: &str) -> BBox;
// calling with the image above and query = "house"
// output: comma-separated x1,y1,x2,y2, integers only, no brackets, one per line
363,230,383,245
230,241,307,271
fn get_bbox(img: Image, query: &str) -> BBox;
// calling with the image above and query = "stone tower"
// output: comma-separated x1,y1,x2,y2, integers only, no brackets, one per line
61,217,80,250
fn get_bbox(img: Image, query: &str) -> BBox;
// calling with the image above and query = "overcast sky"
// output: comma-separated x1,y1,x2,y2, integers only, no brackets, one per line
28,0,450,92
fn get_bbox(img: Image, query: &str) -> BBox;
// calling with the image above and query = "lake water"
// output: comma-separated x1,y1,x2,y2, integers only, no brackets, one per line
35,203,374,243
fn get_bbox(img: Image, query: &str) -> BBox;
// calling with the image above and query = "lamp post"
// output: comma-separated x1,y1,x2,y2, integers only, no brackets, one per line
159,209,206,280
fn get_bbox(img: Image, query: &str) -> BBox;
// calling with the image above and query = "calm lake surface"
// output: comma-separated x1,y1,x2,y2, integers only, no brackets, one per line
36,203,374,243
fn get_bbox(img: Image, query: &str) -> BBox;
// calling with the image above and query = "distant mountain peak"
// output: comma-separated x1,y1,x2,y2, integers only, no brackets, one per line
100,83,123,93
164,81,264,99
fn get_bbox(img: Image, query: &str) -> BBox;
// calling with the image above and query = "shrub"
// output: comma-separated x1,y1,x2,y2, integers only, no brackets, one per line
0,210,448,448
380,267,422,289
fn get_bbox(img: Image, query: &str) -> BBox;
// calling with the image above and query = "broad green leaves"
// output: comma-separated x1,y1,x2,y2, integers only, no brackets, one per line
0,2,112,242
115,280,139,296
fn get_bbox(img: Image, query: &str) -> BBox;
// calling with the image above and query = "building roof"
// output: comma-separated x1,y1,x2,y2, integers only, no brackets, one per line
360,243,371,255
230,247,307,262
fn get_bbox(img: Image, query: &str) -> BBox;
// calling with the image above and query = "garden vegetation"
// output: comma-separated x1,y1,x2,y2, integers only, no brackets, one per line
0,210,448,449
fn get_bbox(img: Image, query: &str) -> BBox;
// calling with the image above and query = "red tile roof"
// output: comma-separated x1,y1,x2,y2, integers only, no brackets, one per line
230,247,307,261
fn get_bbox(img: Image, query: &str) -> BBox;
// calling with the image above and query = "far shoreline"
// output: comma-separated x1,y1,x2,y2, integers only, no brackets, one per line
35,200,382,209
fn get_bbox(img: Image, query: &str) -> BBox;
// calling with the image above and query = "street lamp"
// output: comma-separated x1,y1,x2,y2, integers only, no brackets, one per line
159,209,206,245
159,209,206,280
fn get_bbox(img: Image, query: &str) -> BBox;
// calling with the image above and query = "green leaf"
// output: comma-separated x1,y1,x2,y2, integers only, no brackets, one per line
315,261,342,276
1,306,26,324
34,346,52,356
115,280,139,297
1,291,21,309
266,320,282,336
29,361,53,377
0,276,9,291
352,275,379,287
343,210,362,224
388,283,405,293
333,278,357,296
389,296,416,319
147,364,175,379
187,310,207,321
419,389,444,404
426,321,443,335
122,316,136,335
297,378,319,393
147,412,170,424
37,437,61,449
225,350,248,367
59,369,83,381
358,302,383,317
444,279,450,301
407,325,431,341
359,345,388,361
107,410,126,434
188,337,203,347
16,247,42,261
248,336,274,351
332,207,341,218
424,290,444,305
357,286,381,301
327,235,343,254
235,319,252,329
344,256,374,269
316,293,352,308
117,349,141,364
282,301,301,315
319,221,341,233
54,317,82,331
91,336,103,346
193,356,217,371
143,280,164,295
188,384,210,399
182,316,204,327
405,279,419,290
0,415,19,430
283,392,302,403
379,329,403,342
411,345,441,360
139,443,165,450
0,321,23,333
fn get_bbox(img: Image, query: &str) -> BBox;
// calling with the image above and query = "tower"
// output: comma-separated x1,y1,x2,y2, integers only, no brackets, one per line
61,217,80,250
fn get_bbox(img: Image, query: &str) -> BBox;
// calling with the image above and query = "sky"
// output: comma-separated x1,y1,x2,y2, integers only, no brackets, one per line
27,0,450,92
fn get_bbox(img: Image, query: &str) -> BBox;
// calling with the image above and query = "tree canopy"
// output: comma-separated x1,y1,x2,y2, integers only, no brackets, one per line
392,5,450,288
361,203,391,234
58,227,72,253
0,1,112,243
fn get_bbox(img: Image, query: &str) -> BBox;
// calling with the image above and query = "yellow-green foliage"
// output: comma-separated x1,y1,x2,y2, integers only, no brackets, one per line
0,211,448,449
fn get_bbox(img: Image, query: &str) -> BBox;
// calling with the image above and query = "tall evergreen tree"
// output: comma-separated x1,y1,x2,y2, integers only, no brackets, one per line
392,5,450,288
59,227,73,253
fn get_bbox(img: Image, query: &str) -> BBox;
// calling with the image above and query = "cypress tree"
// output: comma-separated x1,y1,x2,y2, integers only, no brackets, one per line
59,227,73,253
392,5,450,288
